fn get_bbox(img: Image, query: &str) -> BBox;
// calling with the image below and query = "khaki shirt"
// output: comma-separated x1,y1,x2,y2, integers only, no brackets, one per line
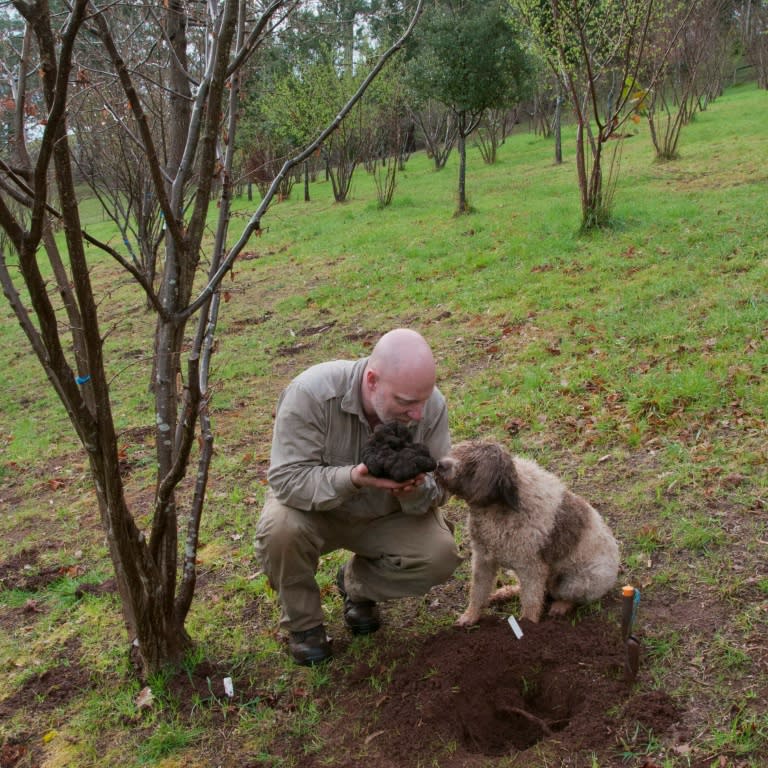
267,358,450,517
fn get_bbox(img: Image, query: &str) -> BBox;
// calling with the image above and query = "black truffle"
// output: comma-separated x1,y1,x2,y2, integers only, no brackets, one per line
361,421,437,482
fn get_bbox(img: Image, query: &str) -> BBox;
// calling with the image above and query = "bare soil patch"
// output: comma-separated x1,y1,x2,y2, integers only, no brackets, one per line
0,638,91,768
292,601,683,768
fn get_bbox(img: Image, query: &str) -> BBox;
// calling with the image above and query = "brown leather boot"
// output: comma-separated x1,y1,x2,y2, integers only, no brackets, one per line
336,565,381,635
288,625,332,666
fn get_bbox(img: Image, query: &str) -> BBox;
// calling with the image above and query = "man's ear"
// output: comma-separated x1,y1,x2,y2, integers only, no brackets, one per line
364,368,379,391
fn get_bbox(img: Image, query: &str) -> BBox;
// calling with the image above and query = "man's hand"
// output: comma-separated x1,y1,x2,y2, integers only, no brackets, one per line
351,463,426,496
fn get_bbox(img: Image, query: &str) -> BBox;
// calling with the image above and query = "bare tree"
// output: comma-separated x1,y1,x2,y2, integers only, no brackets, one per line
644,0,734,160
474,106,520,165
515,0,698,230
322,97,368,202
0,0,423,677
70,80,166,305
409,99,459,169
366,66,412,206
738,0,768,88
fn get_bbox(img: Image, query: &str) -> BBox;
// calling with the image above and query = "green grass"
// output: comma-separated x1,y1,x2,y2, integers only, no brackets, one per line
1,81,767,766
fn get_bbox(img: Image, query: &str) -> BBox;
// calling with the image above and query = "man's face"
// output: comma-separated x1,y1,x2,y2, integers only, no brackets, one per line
369,374,433,426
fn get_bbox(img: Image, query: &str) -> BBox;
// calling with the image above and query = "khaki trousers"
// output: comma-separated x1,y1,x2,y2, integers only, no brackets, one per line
255,491,462,632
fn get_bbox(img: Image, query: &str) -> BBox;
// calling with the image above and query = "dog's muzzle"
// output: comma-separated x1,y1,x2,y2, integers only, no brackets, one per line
434,457,455,482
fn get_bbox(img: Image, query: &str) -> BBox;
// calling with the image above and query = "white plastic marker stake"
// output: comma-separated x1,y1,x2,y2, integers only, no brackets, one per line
223,677,234,698
507,615,524,639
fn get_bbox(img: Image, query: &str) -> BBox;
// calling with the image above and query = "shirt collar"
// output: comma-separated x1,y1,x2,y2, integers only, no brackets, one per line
340,357,369,421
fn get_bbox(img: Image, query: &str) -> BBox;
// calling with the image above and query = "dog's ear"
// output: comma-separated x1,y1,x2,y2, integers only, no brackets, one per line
469,443,519,510
473,472,519,510
497,471,520,510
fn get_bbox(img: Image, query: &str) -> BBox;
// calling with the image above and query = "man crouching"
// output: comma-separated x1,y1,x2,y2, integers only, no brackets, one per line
255,329,461,665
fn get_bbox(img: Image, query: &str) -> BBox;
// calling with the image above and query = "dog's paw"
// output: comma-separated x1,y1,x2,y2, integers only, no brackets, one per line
548,599,575,617
454,610,480,628
488,584,521,604
520,607,542,623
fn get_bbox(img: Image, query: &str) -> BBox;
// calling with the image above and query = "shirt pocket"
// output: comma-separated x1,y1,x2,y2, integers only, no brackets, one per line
324,448,358,468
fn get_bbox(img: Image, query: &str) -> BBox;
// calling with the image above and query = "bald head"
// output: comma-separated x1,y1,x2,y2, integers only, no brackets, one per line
362,329,437,427
369,328,436,381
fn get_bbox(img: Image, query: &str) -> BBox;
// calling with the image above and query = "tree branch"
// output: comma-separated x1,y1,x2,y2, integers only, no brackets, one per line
87,1,185,246
180,0,426,321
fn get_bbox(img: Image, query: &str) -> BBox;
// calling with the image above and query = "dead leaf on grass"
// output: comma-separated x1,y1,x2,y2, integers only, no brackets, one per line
504,418,527,435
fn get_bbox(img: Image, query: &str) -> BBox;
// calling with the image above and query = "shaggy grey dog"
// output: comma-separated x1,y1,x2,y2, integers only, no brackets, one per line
435,440,620,626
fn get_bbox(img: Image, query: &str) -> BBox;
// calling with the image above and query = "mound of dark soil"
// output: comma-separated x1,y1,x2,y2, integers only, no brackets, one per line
304,612,683,768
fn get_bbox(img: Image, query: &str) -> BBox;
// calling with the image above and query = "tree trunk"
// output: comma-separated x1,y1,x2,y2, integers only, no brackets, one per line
585,141,605,230
457,114,467,214
553,95,562,165
90,449,191,678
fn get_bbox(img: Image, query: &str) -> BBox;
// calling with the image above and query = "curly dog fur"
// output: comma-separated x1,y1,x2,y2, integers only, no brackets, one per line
436,440,620,625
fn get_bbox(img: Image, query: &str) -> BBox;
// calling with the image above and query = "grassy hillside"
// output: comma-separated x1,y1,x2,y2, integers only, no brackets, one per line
0,81,766,768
